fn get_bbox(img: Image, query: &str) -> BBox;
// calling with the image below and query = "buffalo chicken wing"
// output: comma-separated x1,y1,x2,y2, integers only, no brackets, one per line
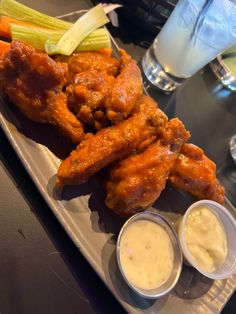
66,69,115,130
55,50,120,83
2,41,84,144
105,118,190,216
56,95,167,186
65,49,142,130
105,49,143,123
168,143,225,204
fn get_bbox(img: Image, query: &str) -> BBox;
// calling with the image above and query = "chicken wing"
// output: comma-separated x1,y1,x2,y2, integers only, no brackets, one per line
168,143,225,204
56,95,167,186
65,49,142,130
66,69,115,130
2,41,84,144
55,50,120,83
106,49,143,123
105,118,190,216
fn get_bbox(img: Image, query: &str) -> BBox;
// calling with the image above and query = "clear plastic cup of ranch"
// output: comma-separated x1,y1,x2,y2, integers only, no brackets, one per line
142,0,236,92
210,44,236,91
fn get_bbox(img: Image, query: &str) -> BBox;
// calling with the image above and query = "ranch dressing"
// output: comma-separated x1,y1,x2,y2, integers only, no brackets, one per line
119,220,174,290
184,206,227,273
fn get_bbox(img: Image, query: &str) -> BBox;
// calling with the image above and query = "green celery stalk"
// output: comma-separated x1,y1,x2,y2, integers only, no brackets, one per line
45,4,109,55
0,0,72,30
10,24,111,52
76,28,111,51
10,24,62,50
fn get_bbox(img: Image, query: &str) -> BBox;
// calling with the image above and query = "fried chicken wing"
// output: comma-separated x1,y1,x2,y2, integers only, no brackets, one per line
105,118,190,216
2,41,84,144
106,49,143,123
168,143,225,204
66,69,115,130
56,95,167,186
65,50,142,130
55,51,120,83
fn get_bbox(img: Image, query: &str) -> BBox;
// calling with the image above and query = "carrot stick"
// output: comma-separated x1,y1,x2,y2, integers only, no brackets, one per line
97,47,113,57
0,40,10,54
0,15,46,39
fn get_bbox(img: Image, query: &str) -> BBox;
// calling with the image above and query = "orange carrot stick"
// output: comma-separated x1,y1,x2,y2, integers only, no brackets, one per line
0,16,47,39
97,47,113,57
0,40,10,54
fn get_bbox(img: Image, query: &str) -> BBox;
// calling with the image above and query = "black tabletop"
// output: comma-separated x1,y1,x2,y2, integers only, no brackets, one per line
0,1,236,314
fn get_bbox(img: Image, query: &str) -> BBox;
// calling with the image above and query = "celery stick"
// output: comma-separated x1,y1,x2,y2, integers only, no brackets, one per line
0,0,71,30
77,28,111,51
45,4,109,55
10,24,111,52
10,24,62,50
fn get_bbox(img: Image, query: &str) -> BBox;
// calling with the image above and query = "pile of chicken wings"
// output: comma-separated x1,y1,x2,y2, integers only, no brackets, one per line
0,41,225,216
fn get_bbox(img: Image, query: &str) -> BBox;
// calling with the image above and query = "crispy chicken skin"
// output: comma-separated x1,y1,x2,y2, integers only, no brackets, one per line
2,41,84,144
106,49,143,123
105,118,190,216
66,69,115,130
55,51,120,83
56,95,167,186
168,143,225,204
65,49,142,130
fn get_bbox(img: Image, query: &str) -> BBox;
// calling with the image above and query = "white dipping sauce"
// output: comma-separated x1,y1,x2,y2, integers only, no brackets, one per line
184,206,227,273
119,220,174,290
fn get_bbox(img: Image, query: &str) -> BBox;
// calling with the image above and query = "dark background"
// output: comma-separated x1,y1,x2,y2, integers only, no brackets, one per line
0,1,235,313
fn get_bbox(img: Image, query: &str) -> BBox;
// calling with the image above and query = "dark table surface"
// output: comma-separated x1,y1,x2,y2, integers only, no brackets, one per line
0,1,236,314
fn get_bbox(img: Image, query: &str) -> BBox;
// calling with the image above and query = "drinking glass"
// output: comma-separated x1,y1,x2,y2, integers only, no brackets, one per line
142,0,236,92
210,44,236,91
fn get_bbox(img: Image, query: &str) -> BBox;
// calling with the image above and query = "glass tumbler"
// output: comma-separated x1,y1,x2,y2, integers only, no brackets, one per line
210,44,236,91
142,0,236,92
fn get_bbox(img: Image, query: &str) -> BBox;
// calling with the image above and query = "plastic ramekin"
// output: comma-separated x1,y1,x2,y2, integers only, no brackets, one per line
177,200,236,280
116,211,183,298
